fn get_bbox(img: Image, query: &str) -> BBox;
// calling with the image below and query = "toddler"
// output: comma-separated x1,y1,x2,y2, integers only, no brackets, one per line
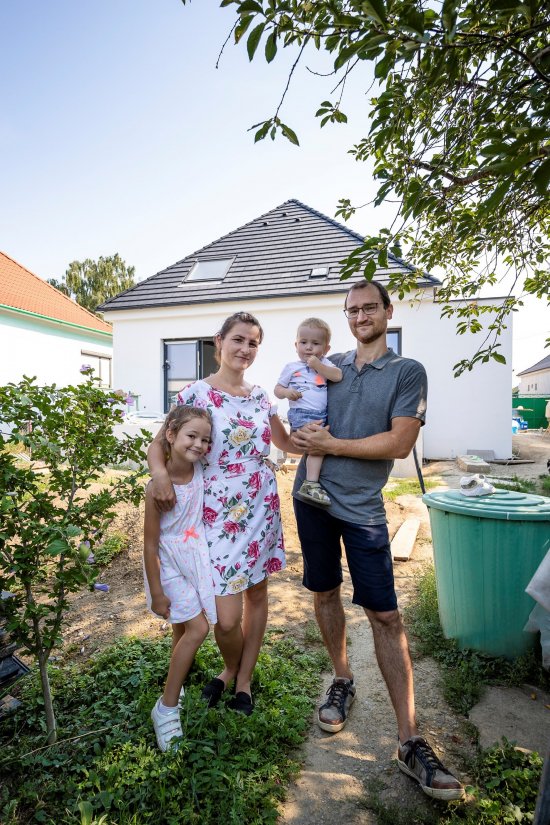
143,405,216,751
275,318,342,507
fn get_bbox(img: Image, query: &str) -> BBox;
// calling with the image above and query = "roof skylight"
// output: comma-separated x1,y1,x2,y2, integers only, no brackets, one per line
185,258,234,282
309,266,330,278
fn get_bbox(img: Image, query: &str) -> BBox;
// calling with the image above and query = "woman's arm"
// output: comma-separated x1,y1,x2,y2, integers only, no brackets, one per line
147,432,177,512
270,414,297,453
143,488,171,619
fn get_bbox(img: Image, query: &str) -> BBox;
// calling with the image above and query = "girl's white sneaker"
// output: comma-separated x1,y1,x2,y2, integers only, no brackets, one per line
151,698,183,752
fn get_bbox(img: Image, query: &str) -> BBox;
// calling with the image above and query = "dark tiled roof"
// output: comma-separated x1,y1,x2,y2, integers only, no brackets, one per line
98,199,438,312
517,354,550,376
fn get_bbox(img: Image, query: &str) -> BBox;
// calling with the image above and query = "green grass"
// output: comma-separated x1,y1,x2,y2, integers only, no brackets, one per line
1,632,326,825
383,477,439,501
406,566,550,715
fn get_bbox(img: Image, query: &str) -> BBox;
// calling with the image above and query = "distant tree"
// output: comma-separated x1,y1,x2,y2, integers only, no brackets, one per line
186,0,550,373
48,254,135,315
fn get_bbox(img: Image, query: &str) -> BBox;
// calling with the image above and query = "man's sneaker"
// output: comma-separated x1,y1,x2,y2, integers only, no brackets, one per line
397,736,464,801
318,677,356,733
151,698,183,752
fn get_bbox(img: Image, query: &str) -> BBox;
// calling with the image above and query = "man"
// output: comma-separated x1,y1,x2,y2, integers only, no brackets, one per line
291,280,464,801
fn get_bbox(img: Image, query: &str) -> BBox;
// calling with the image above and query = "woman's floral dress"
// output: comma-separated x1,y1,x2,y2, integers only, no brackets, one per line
177,380,286,596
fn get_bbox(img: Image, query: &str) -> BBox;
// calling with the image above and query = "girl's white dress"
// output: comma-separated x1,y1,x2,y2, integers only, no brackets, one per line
177,381,286,596
144,463,217,624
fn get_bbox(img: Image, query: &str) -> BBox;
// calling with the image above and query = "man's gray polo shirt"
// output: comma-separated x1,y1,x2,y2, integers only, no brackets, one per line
293,348,427,525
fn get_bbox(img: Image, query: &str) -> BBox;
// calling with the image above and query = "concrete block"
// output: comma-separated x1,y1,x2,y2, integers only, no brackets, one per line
456,455,491,473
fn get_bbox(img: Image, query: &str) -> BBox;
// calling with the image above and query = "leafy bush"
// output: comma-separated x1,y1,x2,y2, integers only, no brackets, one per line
0,632,325,825
0,373,149,742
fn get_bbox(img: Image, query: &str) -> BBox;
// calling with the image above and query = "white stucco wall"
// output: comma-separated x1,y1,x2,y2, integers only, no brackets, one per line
518,370,550,396
104,288,512,460
0,309,113,388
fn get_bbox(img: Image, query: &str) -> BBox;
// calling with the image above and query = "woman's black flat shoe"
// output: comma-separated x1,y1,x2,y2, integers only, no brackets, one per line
201,677,225,708
228,691,254,716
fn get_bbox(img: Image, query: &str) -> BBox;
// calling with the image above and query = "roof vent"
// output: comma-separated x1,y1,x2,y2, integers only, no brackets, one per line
294,217,300,222
262,221,269,226
309,266,330,279
281,212,287,217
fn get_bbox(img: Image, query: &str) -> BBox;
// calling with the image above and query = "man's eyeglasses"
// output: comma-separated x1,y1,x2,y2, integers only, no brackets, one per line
343,303,381,319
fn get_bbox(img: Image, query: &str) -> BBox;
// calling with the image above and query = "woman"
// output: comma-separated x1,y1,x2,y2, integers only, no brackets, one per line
148,312,292,715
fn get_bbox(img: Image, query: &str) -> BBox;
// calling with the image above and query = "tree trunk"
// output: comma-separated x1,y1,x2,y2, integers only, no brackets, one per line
38,653,57,744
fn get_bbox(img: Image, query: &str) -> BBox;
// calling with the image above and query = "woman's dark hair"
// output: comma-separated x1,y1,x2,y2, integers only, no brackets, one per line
159,405,212,457
346,279,391,310
213,312,264,364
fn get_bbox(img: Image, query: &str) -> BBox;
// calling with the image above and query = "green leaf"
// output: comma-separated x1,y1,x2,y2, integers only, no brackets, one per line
491,352,507,364
238,0,263,12
265,31,277,62
362,0,387,27
281,123,300,146
363,258,377,279
234,14,253,43
533,157,550,196
401,8,425,35
441,0,457,33
483,180,510,211
247,22,265,59
45,538,69,556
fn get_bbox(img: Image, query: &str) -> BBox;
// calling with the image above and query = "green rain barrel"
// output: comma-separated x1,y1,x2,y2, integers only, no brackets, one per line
422,489,550,658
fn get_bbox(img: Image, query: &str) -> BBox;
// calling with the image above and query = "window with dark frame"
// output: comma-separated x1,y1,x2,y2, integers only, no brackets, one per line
163,339,217,411
387,329,401,355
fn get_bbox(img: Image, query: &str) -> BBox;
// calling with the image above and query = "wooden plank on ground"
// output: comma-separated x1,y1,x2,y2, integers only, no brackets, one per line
391,517,420,562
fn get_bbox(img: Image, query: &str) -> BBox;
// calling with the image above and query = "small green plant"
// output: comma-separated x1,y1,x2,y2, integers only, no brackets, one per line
0,633,326,824
93,531,130,567
0,372,150,743
493,476,537,494
538,474,550,496
406,566,550,714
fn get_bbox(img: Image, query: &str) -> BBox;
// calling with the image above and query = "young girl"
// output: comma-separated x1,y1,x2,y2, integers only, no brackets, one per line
143,405,216,752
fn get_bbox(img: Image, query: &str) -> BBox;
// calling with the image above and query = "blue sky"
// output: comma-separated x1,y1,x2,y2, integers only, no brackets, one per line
1,0,547,381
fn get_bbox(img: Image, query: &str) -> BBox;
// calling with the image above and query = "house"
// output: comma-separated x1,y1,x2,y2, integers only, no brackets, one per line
0,251,113,389
517,355,550,397
99,199,512,461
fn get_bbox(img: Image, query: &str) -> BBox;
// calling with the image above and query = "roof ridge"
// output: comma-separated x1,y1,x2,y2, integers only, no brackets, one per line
286,199,429,278
0,250,111,331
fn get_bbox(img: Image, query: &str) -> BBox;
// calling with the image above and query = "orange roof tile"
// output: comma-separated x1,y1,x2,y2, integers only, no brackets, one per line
0,251,112,334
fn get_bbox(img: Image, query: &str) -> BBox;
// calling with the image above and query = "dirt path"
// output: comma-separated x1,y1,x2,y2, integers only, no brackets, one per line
60,432,549,822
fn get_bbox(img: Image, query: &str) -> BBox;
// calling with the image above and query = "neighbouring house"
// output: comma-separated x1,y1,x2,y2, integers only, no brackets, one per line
517,355,550,397
99,199,512,460
0,251,113,390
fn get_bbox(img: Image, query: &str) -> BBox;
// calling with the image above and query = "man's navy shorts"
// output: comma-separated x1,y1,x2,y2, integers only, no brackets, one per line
293,498,398,613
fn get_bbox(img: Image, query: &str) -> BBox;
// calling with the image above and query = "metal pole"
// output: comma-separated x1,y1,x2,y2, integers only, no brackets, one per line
413,446,426,494
534,744,550,825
